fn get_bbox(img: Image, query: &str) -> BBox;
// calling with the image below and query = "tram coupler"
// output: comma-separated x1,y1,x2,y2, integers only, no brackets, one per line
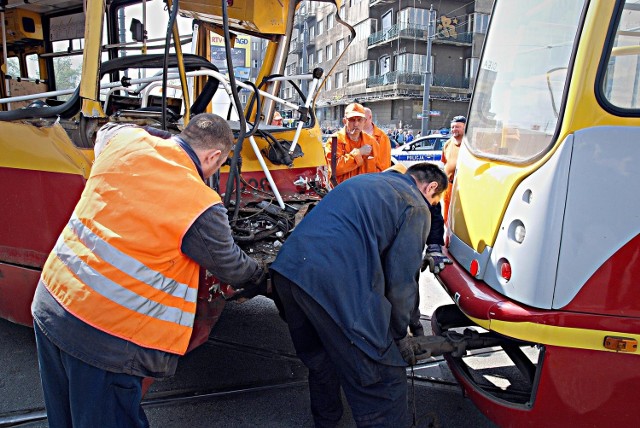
411,329,502,361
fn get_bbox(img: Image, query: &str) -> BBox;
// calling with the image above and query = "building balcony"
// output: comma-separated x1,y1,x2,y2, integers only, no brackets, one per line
366,71,424,88
432,74,470,89
293,14,304,30
366,71,470,89
289,40,302,54
307,38,316,49
368,23,473,47
369,0,396,6
434,31,473,46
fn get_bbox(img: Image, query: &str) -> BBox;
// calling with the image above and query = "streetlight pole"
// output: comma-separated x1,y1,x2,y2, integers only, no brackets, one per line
421,5,435,137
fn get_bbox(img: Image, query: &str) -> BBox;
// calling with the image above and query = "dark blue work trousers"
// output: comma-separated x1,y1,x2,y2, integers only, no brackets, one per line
34,322,149,428
273,272,408,428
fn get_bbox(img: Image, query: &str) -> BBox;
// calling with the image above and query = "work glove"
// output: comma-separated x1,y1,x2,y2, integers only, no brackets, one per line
421,244,452,274
396,335,417,366
227,261,271,301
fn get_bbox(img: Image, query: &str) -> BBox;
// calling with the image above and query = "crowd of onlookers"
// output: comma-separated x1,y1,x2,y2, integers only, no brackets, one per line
322,123,454,149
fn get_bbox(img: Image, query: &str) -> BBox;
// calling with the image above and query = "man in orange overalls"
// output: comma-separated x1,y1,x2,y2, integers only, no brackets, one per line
363,106,392,172
325,103,378,184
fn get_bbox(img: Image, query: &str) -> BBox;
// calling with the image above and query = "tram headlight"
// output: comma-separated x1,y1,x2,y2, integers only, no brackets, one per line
508,220,526,244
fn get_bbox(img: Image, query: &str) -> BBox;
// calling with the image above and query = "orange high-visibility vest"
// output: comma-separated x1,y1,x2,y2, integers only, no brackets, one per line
41,128,221,355
325,129,378,184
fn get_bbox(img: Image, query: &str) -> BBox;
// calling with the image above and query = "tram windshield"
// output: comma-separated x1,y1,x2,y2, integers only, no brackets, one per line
466,0,585,163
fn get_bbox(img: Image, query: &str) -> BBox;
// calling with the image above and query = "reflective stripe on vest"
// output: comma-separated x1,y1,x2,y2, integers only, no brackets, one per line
51,215,196,326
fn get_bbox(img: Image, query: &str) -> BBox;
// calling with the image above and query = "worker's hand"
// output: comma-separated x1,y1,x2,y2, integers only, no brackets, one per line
357,144,372,157
421,244,452,274
227,261,271,301
396,335,417,366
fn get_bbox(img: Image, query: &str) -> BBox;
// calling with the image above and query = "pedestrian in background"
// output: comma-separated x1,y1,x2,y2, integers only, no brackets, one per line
32,114,267,428
271,111,284,126
442,115,466,224
363,107,392,172
271,163,448,427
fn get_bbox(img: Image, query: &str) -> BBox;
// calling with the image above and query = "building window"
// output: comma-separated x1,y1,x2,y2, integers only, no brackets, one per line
379,55,391,74
336,39,344,55
340,5,345,19
318,19,324,35
354,20,375,42
396,53,428,73
465,57,479,79
309,25,315,38
326,44,333,61
325,75,332,91
308,53,314,65
348,61,369,82
335,71,344,88
382,10,393,31
317,49,323,63
468,13,490,34
327,13,335,29
397,7,431,29
391,100,404,120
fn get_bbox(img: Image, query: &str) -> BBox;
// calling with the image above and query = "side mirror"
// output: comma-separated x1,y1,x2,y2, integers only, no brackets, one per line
130,19,145,43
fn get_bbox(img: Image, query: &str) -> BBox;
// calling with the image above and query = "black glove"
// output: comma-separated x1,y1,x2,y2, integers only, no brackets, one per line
227,261,271,301
396,335,417,366
421,244,452,274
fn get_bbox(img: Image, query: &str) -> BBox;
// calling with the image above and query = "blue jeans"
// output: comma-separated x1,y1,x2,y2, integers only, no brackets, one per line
34,322,149,428
273,272,408,428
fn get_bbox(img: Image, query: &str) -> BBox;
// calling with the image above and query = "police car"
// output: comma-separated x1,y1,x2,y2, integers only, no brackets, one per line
390,134,449,169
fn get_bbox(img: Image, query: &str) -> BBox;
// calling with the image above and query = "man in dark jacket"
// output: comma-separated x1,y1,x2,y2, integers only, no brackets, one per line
271,163,448,427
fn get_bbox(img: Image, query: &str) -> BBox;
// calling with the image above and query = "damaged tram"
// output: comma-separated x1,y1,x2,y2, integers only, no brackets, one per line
0,0,350,351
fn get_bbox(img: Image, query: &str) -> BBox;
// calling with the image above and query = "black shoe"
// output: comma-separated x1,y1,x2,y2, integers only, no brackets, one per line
409,322,424,337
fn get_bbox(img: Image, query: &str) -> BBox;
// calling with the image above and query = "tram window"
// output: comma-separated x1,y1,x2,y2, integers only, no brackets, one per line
25,54,40,80
466,0,583,163
602,0,640,111
51,39,84,100
4,57,20,78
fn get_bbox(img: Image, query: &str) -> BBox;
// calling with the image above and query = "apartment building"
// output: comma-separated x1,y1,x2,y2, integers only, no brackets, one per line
283,0,493,134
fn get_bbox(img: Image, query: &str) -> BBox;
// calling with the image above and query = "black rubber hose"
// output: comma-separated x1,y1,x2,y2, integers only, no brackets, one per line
222,0,248,209
161,0,180,131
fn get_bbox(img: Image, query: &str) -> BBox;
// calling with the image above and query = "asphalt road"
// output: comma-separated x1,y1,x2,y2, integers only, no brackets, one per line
0,272,496,427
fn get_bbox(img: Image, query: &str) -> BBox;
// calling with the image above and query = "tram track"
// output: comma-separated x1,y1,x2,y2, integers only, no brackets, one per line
0,337,464,428
1,336,523,427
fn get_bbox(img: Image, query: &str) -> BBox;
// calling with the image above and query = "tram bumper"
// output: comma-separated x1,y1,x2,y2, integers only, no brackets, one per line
433,257,640,427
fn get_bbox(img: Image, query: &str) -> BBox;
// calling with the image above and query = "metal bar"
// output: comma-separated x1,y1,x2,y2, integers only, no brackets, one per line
247,135,286,209
288,73,320,154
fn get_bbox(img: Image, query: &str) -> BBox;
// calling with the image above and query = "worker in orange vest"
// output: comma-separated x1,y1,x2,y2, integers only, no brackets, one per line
325,103,378,184
363,106,392,172
32,114,267,427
